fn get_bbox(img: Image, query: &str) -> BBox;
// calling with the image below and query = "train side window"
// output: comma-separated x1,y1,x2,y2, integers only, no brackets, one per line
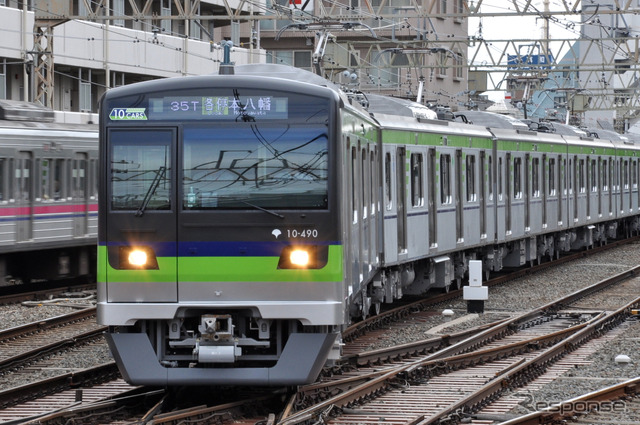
7,158,13,200
633,160,638,190
568,159,573,194
466,154,476,202
591,159,597,192
513,157,522,199
532,157,540,197
0,159,4,201
90,159,98,199
53,159,64,200
624,160,629,190
411,153,423,207
549,157,556,196
17,153,32,202
498,157,503,201
578,159,585,193
488,155,493,201
73,155,87,199
362,147,368,218
602,159,608,191
440,153,452,204
385,152,392,210
40,159,51,200
370,150,376,215
351,146,357,223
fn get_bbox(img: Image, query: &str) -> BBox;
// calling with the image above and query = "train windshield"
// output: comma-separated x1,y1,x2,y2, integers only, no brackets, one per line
183,124,328,210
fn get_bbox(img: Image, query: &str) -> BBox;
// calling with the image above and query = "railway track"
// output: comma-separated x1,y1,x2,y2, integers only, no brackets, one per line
0,308,105,376
1,240,640,424
277,266,640,425
340,236,640,351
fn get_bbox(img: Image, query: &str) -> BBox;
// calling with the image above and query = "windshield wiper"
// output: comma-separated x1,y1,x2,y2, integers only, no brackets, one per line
241,200,284,219
136,166,167,217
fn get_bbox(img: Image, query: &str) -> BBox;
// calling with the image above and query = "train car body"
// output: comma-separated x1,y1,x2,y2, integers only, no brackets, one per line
98,65,640,387
0,101,97,285
97,65,380,385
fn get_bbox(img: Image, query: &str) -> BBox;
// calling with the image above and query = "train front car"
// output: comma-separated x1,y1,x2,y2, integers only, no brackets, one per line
97,69,344,386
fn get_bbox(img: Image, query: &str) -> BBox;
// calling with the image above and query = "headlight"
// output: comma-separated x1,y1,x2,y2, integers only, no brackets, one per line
118,246,159,270
278,245,328,269
289,249,310,267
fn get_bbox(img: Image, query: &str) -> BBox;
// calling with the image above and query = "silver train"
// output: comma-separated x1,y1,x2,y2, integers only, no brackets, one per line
0,100,97,285
97,64,640,386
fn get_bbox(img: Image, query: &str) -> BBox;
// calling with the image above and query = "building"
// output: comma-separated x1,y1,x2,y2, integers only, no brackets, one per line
0,0,471,121
0,0,261,123
258,0,469,106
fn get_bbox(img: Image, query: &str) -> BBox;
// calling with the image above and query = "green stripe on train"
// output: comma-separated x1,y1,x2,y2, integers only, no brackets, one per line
99,245,344,283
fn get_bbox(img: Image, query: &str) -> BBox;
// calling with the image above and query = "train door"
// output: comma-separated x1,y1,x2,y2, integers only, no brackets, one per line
480,151,486,238
505,153,512,234
542,155,548,228
598,157,603,217
72,153,89,237
350,143,363,292
569,156,580,223
455,149,463,242
370,148,379,266
396,147,407,254
105,128,177,303
428,148,437,248
361,144,370,279
16,152,33,242
524,154,531,231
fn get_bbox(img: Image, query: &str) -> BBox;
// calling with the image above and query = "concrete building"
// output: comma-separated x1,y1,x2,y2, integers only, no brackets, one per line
0,1,471,121
0,0,261,123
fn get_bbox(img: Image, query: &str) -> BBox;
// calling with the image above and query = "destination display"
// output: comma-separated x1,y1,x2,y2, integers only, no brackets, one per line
147,95,289,120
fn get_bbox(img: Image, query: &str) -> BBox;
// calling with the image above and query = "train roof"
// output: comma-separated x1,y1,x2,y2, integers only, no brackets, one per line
526,121,588,137
372,111,494,139
584,127,632,144
453,110,529,130
234,64,341,91
366,94,438,120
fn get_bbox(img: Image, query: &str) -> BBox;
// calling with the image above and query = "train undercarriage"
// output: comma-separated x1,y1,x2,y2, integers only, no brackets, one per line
355,217,640,319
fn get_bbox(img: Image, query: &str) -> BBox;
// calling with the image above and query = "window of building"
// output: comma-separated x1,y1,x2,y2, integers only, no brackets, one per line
439,0,447,14
161,0,171,34
454,0,463,14
369,51,399,87
454,51,464,79
79,81,91,112
437,51,447,77
113,0,125,27
267,51,312,72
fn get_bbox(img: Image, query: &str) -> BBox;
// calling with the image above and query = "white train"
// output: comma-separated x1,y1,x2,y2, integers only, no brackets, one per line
0,100,97,285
